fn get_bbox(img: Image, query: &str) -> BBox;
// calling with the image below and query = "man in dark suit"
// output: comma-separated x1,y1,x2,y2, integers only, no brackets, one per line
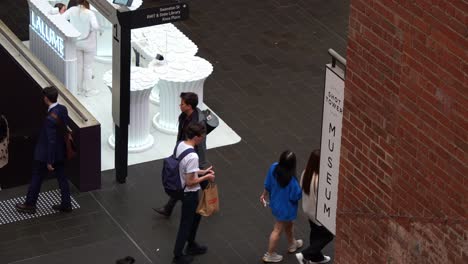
16,86,72,214
154,92,210,217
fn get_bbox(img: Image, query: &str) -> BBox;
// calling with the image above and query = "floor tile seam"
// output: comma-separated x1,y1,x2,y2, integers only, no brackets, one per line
4,235,125,264
88,191,154,263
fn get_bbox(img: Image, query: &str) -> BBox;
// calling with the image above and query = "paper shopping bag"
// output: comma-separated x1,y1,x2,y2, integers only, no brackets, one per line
197,182,219,216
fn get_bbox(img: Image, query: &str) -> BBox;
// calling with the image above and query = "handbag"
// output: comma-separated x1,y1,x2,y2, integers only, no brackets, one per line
196,181,219,216
49,112,77,160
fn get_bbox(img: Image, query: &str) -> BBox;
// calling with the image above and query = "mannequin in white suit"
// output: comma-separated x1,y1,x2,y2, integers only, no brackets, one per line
62,0,100,96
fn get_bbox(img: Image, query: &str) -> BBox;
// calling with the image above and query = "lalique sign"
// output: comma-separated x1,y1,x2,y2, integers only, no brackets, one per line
30,10,65,58
316,64,345,235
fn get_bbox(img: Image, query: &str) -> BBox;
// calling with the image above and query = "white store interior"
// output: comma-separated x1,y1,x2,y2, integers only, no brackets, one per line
26,0,241,171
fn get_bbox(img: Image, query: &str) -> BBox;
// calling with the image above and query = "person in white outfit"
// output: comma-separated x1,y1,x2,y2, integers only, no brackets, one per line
295,150,334,264
62,0,100,96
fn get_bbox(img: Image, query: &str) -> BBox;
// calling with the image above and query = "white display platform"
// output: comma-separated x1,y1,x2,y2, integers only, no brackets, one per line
149,56,213,135
103,67,158,153
80,60,241,171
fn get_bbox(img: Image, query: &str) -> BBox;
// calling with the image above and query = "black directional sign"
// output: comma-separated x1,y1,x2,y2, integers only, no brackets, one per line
130,2,189,29
86,0,190,183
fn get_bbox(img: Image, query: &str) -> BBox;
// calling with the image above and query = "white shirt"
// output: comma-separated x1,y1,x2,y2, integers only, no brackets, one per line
176,142,200,192
62,6,99,40
48,102,58,112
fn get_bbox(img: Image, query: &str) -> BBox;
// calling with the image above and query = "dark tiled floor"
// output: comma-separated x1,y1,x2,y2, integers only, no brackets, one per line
0,0,349,263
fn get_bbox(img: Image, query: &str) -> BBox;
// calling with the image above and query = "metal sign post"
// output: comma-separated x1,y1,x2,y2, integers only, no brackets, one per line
88,0,189,183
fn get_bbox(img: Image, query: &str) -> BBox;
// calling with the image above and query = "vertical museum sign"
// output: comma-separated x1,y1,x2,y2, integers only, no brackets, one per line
316,64,345,235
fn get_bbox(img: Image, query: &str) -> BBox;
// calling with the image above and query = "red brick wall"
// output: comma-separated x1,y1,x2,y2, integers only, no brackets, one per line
336,1,467,263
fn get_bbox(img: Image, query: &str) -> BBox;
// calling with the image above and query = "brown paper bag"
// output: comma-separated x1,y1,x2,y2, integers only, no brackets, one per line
197,182,219,216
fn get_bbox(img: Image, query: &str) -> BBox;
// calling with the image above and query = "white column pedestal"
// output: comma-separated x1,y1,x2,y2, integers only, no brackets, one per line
103,67,158,152
150,56,213,135
149,85,160,105
153,78,207,134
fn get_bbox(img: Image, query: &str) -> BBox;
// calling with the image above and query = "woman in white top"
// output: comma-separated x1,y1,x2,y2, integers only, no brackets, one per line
296,150,334,264
62,0,100,96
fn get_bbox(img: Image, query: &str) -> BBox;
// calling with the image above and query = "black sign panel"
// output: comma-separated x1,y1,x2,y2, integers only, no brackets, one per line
129,2,189,29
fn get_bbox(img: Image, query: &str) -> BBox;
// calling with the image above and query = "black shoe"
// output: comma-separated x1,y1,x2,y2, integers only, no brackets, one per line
153,207,171,217
185,242,208,255
52,204,72,212
16,203,36,214
172,255,193,264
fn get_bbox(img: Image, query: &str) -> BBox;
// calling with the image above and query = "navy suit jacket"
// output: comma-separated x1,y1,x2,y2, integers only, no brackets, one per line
34,104,69,164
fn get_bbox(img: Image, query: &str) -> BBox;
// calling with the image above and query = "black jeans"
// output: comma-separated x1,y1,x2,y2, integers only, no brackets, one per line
173,191,201,257
301,220,334,262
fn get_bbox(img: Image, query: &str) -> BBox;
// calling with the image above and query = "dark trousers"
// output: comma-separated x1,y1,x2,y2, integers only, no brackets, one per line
301,220,334,262
164,180,208,214
25,161,71,207
173,191,201,257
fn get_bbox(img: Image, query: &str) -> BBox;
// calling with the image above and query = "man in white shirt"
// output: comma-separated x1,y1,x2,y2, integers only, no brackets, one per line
173,123,215,264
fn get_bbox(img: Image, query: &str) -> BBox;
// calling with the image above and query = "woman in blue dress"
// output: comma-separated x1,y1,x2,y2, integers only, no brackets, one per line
260,150,303,262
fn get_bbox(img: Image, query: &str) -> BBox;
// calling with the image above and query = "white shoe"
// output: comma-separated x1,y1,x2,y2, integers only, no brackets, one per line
311,255,331,263
85,89,99,97
295,253,306,264
288,239,304,253
262,252,283,263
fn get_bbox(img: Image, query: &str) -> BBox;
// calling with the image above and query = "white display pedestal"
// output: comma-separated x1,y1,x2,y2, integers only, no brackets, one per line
131,23,198,105
148,56,213,135
103,67,158,152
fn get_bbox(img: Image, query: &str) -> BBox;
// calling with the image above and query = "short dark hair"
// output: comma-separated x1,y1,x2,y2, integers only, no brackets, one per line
180,92,198,110
185,123,206,139
115,256,135,264
43,86,58,103
54,3,65,9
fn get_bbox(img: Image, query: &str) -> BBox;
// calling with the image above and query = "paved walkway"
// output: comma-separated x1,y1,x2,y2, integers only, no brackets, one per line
0,0,349,263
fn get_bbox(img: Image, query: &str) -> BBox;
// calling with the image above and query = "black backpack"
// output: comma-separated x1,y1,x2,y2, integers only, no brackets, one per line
161,142,195,194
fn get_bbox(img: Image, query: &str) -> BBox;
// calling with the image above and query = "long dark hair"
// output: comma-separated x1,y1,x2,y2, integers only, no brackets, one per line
274,150,296,188
302,149,320,195
77,0,90,9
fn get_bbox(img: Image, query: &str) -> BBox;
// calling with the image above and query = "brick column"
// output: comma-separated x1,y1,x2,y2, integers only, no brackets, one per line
336,1,467,263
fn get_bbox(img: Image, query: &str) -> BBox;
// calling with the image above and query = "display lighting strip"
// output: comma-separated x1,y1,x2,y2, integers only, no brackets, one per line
0,189,80,225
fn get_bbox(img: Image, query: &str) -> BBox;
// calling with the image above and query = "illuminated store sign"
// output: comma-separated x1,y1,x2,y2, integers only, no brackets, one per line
30,10,65,58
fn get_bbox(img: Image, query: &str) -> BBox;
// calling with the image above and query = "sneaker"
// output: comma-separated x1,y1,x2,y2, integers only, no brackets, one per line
311,256,331,263
152,207,171,217
52,204,72,213
15,203,36,214
185,242,207,255
288,239,304,253
262,252,283,263
85,89,99,97
295,252,306,264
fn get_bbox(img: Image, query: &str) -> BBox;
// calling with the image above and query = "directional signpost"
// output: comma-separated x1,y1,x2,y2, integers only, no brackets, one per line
88,0,189,183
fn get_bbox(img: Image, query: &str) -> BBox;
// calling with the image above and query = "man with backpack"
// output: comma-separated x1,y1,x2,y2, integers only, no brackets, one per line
154,92,216,217
170,123,215,264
